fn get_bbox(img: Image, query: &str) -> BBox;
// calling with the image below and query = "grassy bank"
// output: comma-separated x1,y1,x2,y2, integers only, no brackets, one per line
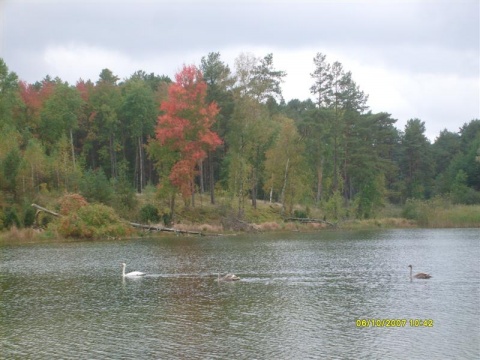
416,204,480,228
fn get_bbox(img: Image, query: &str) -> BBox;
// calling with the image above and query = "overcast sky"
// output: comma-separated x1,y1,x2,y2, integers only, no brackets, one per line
1,0,479,140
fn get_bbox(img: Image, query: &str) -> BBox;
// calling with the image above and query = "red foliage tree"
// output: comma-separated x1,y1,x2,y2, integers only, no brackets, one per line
19,80,55,123
76,79,93,102
155,65,222,198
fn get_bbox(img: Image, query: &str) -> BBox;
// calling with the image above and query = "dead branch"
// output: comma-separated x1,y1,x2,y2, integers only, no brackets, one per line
31,203,61,217
284,217,336,227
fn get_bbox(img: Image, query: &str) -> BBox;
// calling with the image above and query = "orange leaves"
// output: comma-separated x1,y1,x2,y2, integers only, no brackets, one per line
199,130,222,150
58,193,88,216
169,159,196,196
19,80,55,118
174,65,206,94
76,80,92,102
155,65,222,198
156,115,189,145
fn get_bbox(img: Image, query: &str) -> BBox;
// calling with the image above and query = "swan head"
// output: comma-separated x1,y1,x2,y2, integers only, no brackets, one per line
408,265,412,268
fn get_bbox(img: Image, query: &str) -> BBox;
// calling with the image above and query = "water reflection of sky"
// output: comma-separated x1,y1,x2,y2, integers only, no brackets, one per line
1,229,479,359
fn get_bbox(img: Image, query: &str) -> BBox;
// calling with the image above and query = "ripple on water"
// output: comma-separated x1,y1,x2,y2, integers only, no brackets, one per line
1,229,479,359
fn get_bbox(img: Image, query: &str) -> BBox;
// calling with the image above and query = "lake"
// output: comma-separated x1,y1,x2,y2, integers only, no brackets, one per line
1,229,479,359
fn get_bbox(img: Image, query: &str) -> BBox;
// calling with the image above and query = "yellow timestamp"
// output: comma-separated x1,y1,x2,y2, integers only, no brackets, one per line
356,319,434,327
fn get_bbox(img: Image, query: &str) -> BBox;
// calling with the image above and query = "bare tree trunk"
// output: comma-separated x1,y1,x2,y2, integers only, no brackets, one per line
344,142,349,200
269,174,274,203
208,151,215,204
191,179,195,207
109,134,117,179
31,164,35,192
70,128,76,171
138,136,144,193
169,194,175,217
198,159,204,194
316,158,324,204
56,168,60,190
333,129,338,192
280,158,290,214
251,167,257,209
134,141,139,190
238,166,244,216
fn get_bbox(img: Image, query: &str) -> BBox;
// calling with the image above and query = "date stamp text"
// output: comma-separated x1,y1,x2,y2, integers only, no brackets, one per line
356,319,434,327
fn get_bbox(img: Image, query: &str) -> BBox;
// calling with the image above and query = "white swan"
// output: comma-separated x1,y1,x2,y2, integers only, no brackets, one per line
217,273,240,282
122,263,146,278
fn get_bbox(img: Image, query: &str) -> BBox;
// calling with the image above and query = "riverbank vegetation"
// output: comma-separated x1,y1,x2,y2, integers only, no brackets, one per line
0,194,478,243
0,51,479,241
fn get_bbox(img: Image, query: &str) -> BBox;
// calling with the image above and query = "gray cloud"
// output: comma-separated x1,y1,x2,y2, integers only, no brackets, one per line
1,0,479,139
4,1,478,56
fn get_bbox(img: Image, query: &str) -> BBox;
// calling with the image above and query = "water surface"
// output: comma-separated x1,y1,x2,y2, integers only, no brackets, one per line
1,229,479,359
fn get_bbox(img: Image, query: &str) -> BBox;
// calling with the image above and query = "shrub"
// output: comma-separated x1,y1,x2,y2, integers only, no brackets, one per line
139,204,160,224
323,191,346,221
3,207,20,229
23,207,36,227
112,177,138,214
162,212,173,227
79,168,114,204
58,193,88,215
56,203,130,239
402,199,419,220
293,209,308,219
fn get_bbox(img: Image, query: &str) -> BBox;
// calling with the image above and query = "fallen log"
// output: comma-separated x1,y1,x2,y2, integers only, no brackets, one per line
32,203,60,217
31,203,60,228
128,222,204,236
284,217,336,227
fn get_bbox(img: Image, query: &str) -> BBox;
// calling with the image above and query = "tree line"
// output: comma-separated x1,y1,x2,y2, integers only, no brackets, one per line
0,52,479,228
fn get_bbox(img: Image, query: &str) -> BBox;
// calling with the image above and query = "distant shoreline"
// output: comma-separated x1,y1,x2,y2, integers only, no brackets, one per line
2,215,479,245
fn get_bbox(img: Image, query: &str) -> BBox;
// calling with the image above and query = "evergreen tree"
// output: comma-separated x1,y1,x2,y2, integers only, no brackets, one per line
200,52,234,203
398,119,433,200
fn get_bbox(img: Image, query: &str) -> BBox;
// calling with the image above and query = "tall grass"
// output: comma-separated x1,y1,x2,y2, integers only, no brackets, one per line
425,205,480,228
0,226,41,243
403,198,480,228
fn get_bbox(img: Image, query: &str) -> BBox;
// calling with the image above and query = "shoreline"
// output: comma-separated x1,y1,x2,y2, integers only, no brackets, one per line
2,216,479,245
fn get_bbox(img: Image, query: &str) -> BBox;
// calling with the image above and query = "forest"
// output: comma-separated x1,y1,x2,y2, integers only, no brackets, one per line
0,52,479,234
